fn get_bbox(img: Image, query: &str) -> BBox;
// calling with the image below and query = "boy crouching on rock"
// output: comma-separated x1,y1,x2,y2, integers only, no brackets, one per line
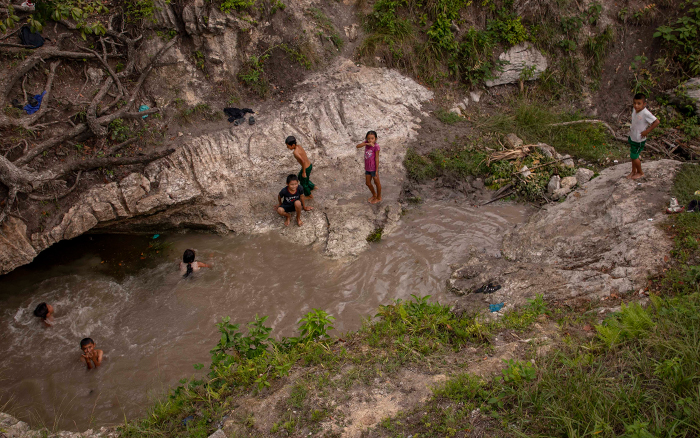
276,174,313,227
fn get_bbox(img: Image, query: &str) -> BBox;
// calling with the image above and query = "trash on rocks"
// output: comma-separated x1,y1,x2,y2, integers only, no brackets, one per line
489,302,505,312
24,91,46,115
152,234,160,239
249,115,255,125
695,190,700,196
647,218,654,221
224,107,255,124
182,415,195,426
666,197,684,214
19,25,44,48
139,105,150,119
688,199,699,213
474,283,501,294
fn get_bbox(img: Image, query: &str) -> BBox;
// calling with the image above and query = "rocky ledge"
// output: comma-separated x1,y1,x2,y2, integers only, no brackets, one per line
0,59,432,275
450,159,681,313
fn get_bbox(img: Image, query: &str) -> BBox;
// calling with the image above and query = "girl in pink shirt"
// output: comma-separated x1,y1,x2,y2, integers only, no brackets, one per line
355,130,381,204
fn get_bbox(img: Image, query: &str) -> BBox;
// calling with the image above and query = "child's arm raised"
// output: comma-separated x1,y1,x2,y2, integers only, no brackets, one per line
81,354,93,370
356,141,369,148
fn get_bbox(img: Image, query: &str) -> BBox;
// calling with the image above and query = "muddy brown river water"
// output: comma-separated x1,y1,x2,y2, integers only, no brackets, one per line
0,201,531,431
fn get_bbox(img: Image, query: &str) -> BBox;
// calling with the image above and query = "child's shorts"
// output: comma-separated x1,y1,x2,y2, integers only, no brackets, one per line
628,136,646,160
365,171,377,177
282,204,297,213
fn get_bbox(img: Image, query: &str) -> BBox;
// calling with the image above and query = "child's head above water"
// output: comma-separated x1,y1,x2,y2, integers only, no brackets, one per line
183,249,195,264
633,93,647,112
285,136,297,149
33,302,52,320
183,249,196,278
365,131,377,144
286,174,300,191
80,337,95,353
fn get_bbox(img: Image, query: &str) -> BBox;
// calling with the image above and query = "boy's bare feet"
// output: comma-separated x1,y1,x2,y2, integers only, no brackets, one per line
626,172,635,179
368,196,376,203
370,197,382,204
306,193,313,199
297,217,303,226
631,173,644,180
284,216,291,227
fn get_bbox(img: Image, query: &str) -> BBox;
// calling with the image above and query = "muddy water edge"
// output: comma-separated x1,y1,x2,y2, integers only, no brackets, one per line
0,201,531,431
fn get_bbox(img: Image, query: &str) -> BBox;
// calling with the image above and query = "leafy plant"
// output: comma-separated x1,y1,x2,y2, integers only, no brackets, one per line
654,0,700,75
220,0,256,13
500,359,536,384
435,109,462,124
367,228,384,242
297,309,335,342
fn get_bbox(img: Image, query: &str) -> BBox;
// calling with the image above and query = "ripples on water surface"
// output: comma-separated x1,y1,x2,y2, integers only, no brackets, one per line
0,202,530,430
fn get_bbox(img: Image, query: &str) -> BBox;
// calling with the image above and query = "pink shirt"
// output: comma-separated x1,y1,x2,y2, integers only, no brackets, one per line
364,143,380,172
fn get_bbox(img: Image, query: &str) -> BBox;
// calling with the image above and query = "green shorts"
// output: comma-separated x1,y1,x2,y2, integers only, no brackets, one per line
298,163,315,196
628,136,645,160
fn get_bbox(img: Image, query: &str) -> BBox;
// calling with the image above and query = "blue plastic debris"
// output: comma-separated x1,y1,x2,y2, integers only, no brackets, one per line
489,303,505,312
24,91,46,114
152,234,160,239
181,415,195,426
139,105,150,119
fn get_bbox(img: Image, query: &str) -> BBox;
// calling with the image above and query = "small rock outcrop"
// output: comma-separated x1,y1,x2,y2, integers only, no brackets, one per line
450,160,680,312
485,43,548,87
666,77,700,115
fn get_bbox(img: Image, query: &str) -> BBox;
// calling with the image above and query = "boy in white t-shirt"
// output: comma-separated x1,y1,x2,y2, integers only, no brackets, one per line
627,93,660,180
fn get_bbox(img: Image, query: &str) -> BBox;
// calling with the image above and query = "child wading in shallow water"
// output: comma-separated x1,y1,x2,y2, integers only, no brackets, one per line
79,338,103,370
356,131,381,204
627,92,660,180
33,302,54,327
276,174,313,227
180,249,211,278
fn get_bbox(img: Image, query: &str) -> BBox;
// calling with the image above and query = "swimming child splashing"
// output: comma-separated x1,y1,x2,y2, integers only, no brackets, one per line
180,249,211,278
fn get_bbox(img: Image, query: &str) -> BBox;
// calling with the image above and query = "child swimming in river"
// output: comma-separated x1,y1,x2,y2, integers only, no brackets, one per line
180,249,211,278
80,338,103,370
33,302,54,327
355,130,381,204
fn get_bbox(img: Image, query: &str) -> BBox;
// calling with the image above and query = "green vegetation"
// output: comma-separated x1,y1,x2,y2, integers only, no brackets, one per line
220,0,256,13
307,7,344,50
366,227,384,242
435,109,463,125
371,163,700,438
120,294,549,437
654,0,700,75
405,100,623,202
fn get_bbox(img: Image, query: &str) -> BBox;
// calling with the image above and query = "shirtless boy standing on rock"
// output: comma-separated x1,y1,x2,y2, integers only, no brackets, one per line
285,136,316,198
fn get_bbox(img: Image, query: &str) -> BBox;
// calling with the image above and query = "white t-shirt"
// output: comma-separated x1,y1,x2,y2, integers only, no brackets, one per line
629,108,657,142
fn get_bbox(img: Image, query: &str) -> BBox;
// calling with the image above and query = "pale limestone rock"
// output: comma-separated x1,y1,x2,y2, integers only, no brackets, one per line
561,176,577,189
120,173,151,213
552,187,572,200
505,133,523,148
486,43,548,87
451,160,681,310
575,168,595,186
547,175,560,194
0,217,36,274
536,142,555,158
0,59,433,274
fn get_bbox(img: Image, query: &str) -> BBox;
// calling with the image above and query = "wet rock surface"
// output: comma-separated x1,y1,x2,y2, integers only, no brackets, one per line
450,159,680,314
0,60,431,275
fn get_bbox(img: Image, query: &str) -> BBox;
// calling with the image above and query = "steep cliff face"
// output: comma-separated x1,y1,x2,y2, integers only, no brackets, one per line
0,59,433,275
